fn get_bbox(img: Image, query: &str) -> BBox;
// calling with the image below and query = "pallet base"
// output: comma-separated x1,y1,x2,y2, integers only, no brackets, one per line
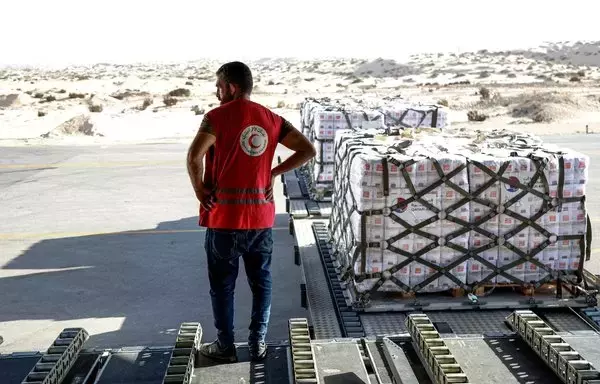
353,282,583,305
374,287,468,300
473,283,559,297
375,284,561,301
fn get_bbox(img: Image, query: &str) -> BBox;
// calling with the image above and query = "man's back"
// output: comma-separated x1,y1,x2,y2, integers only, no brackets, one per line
186,61,316,364
200,98,282,229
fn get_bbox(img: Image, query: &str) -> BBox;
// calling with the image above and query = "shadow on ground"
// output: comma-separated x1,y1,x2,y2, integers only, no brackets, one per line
0,213,305,351
484,337,562,384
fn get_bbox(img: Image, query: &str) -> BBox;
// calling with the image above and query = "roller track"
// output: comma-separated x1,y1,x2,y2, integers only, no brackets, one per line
21,328,88,384
289,318,318,384
162,322,202,384
506,310,600,384
406,314,470,384
312,221,366,337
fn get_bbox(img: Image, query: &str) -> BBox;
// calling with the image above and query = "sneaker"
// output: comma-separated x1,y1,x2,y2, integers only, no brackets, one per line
198,340,237,363
249,341,267,362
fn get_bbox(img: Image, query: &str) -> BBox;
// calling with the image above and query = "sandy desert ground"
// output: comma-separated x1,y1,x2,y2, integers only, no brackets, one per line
1,40,600,146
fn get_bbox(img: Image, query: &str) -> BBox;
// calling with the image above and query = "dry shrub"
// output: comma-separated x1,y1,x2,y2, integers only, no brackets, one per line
88,104,103,113
167,88,191,97
69,93,86,99
111,90,150,100
276,101,286,108
191,105,204,115
438,99,449,107
163,96,178,106
468,110,487,121
359,84,377,90
139,97,153,111
479,87,490,101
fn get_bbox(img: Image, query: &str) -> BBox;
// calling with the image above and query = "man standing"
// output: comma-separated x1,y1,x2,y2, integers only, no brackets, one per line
186,61,316,363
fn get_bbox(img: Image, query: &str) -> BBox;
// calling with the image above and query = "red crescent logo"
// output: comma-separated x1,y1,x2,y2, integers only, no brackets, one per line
249,133,261,149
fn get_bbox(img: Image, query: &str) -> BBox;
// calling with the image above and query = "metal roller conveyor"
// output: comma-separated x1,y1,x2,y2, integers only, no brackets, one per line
162,322,202,384
21,328,88,384
289,318,319,384
406,313,470,384
506,310,600,384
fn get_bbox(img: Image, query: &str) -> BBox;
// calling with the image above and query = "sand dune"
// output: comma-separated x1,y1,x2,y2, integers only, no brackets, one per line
41,115,100,138
1,41,600,146
506,40,600,68
0,93,34,108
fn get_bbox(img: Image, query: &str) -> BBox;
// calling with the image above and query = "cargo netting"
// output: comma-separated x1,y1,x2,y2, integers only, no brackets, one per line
299,97,449,199
328,128,592,300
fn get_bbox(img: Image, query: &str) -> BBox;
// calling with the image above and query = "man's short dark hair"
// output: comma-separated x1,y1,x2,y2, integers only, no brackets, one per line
216,61,253,95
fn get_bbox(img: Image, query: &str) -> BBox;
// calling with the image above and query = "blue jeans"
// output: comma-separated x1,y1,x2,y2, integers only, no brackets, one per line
204,228,273,347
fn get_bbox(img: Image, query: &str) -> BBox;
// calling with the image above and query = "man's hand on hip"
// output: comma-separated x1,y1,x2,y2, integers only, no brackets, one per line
196,187,215,211
265,174,276,201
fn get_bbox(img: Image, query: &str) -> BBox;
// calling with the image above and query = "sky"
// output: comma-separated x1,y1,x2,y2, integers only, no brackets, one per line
1,0,599,67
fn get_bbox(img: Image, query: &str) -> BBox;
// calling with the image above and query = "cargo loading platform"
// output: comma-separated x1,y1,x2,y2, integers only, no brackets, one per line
4,304,600,383
2,167,600,383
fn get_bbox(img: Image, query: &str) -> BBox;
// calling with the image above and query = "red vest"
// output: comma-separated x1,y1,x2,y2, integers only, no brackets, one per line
199,98,282,229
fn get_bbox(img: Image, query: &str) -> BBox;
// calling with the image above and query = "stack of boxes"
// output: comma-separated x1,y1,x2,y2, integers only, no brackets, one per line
329,129,590,295
299,98,449,197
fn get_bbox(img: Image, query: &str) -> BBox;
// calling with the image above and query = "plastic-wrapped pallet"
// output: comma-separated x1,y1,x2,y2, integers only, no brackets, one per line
378,101,449,130
328,128,591,299
299,98,449,198
299,99,387,195
466,146,589,287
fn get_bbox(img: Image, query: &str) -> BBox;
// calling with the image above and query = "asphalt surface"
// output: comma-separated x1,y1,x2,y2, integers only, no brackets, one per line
0,143,304,353
0,134,599,354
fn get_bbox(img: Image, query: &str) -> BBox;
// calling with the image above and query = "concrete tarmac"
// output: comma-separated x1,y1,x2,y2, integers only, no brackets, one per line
0,134,599,353
0,143,305,353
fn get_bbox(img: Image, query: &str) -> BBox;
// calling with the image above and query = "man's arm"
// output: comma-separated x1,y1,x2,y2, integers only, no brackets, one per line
271,118,316,178
187,115,216,207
